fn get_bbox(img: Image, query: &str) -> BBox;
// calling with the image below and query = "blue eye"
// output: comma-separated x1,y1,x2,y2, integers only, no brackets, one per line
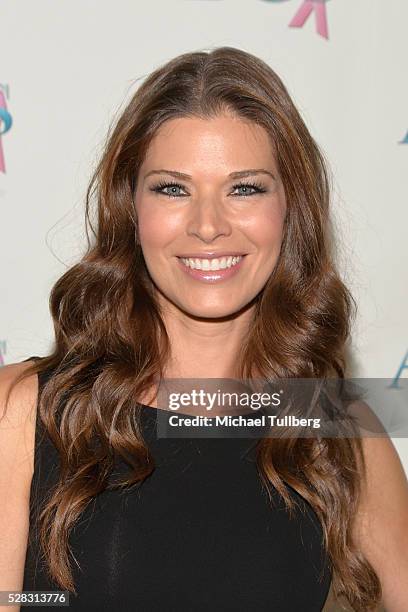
232,183,267,196
150,181,187,198
149,180,267,198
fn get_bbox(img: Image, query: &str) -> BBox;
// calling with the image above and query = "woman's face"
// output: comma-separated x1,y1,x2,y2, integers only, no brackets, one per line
134,113,287,319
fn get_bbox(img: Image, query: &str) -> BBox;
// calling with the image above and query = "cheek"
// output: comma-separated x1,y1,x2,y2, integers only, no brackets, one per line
242,205,286,252
137,206,179,250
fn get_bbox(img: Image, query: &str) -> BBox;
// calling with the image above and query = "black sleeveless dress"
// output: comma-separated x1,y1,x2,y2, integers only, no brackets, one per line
22,356,333,611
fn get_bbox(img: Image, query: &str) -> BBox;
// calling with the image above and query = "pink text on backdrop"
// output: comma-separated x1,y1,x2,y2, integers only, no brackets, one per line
0,340,7,366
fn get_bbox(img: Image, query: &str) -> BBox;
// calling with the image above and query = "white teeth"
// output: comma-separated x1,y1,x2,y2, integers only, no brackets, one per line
180,255,243,271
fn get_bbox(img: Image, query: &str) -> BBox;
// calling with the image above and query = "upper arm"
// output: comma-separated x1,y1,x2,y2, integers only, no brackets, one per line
351,403,408,612
0,361,39,609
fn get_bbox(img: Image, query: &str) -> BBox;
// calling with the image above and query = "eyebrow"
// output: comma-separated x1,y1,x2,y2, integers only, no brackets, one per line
144,168,277,181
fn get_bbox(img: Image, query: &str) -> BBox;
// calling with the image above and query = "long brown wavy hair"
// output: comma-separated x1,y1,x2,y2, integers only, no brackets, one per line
7,47,381,609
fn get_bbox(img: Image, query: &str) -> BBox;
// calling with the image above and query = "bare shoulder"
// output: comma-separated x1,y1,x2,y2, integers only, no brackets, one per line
0,360,39,479
0,359,39,418
0,359,40,599
351,401,408,611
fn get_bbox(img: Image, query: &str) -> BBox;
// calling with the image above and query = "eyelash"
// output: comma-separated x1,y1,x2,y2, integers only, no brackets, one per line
149,180,268,198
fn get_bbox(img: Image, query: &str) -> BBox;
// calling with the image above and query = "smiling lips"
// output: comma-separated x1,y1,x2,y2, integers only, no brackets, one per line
176,254,246,282
180,255,243,270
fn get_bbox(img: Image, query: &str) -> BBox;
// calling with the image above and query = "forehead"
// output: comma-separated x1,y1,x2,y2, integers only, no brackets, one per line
141,114,277,171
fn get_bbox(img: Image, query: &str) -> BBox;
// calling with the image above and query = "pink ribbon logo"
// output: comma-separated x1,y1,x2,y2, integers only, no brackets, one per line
0,88,12,174
289,0,329,39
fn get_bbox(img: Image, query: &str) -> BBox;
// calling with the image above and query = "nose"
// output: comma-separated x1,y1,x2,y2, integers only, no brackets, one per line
185,196,232,243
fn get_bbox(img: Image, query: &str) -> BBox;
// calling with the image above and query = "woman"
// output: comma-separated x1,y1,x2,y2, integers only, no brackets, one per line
1,46,407,611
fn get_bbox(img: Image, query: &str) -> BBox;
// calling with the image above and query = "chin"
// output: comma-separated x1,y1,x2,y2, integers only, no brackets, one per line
180,301,246,320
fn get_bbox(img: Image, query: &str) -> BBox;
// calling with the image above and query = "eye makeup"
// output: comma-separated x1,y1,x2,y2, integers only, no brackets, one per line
149,180,269,198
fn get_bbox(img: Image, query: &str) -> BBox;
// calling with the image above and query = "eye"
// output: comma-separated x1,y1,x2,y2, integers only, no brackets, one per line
150,181,188,198
231,182,267,197
149,179,268,199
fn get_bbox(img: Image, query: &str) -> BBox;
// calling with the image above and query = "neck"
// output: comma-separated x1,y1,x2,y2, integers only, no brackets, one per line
136,295,259,409
160,301,255,380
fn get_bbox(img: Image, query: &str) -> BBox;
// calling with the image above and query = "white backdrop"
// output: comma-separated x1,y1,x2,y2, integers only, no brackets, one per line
1,1,407,467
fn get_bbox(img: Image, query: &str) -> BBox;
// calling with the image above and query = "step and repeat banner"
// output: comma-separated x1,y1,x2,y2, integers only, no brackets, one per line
1,1,407,463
